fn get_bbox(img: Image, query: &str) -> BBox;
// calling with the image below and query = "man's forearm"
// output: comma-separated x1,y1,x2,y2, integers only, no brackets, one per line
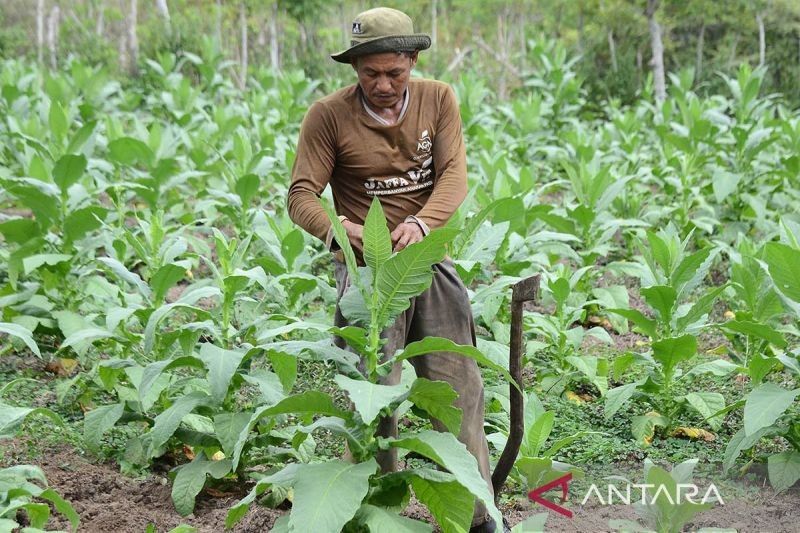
286,185,332,244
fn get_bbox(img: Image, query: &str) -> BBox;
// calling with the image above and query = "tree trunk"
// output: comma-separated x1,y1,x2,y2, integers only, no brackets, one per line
728,34,739,70
36,0,45,64
431,0,438,62
215,0,222,46
239,2,248,90
636,45,643,86
608,30,618,72
646,0,666,102
155,0,171,33
496,11,507,100
756,13,765,67
124,0,139,76
269,1,280,71
95,0,105,36
577,1,584,58
695,23,705,79
46,4,60,69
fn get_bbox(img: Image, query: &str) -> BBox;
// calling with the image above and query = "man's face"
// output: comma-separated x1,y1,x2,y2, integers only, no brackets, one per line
352,52,418,110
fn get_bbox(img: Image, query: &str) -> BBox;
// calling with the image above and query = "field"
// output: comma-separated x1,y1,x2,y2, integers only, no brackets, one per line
1,41,799,533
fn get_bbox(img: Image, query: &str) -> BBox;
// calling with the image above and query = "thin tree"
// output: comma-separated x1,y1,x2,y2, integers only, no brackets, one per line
756,12,766,67
608,29,618,72
645,0,666,102
695,22,705,79
155,0,171,34
269,1,280,72
123,0,139,76
36,0,45,64
46,3,60,69
239,2,248,90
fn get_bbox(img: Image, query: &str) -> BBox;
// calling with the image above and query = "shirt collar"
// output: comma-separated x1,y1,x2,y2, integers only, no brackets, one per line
361,87,409,126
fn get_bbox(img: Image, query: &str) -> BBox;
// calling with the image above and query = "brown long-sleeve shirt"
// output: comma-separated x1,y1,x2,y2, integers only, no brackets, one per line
287,78,467,249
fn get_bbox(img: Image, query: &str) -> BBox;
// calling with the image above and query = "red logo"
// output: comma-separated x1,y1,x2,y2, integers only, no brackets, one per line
528,473,573,518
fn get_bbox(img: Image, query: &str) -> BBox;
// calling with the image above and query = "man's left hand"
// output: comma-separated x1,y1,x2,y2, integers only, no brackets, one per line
391,222,423,252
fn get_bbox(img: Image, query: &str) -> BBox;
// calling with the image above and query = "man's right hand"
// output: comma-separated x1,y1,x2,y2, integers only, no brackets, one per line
342,219,364,252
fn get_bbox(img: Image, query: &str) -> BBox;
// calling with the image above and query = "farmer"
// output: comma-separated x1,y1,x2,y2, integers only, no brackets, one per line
287,7,501,532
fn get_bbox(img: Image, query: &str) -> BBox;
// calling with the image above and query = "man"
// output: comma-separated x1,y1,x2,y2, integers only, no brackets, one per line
287,7,501,532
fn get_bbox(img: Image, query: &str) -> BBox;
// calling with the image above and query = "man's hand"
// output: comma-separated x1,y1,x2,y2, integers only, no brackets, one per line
342,219,364,252
391,222,423,252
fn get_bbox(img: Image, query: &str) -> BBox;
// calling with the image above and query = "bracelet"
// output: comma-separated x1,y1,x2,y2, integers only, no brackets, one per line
338,215,349,223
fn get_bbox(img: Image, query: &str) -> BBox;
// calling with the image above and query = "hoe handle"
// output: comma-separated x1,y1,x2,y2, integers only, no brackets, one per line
491,275,539,500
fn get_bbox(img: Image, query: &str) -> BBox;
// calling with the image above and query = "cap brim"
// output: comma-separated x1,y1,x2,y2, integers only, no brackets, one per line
331,34,431,63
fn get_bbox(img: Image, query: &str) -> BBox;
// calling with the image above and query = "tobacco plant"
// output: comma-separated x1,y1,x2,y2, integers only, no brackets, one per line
226,198,507,533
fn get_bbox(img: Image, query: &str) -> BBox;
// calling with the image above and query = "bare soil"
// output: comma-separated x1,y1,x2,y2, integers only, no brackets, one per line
7,441,797,533
3,443,280,533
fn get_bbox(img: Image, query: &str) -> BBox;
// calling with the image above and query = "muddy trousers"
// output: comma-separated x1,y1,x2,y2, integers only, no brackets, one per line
334,258,494,526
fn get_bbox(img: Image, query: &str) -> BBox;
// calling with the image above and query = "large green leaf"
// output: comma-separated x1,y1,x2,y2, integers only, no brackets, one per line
64,205,107,244
60,328,114,351
410,475,473,533
767,451,800,492
52,154,87,192
675,284,727,333
522,411,554,458
198,343,245,405
325,203,364,294
49,100,68,140
720,320,787,348
144,392,210,458
764,242,800,304
388,430,501,528
671,248,715,298
652,335,697,377
511,513,549,533
287,459,377,533
0,403,62,438
606,309,657,339
150,264,187,303
334,375,409,425
743,383,800,436
631,413,668,445
604,383,638,420
144,303,212,354
374,228,458,328
83,403,124,452
394,336,515,387
38,487,80,532
138,356,204,406
684,392,725,430
645,464,712,532
171,453,232,516
213,413,252,458
0,322,41,356
108,137,155,168
640,285,676,324
363,197,392,275
723,427,769,473
231,391,347,470
356,503,433,533
266,340,360,375
407,378,462,435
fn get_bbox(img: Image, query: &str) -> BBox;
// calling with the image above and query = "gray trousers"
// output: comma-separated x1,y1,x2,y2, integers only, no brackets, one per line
333,258,493,525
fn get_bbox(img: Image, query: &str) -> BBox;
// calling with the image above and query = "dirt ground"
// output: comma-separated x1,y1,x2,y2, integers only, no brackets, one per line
4,442,798,533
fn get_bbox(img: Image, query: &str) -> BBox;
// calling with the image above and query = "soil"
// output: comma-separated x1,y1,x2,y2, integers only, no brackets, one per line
2,443,281,533
7,440,798,533
503,489,800,532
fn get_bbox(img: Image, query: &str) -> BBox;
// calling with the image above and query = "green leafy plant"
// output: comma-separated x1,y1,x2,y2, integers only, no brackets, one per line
0,464,79,532
609,459,714,533
226,198,508,532
605,227,726,443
